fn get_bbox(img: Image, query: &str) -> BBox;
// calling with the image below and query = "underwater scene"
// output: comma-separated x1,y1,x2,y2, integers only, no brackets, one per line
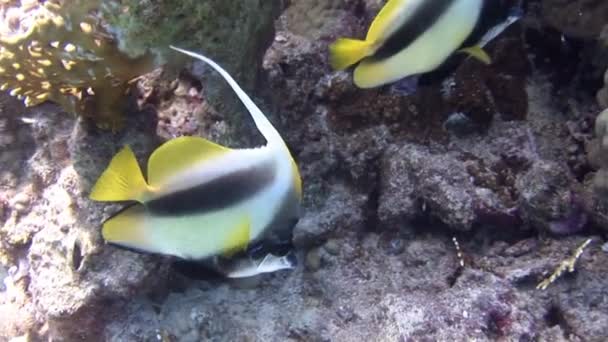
1,0,608,340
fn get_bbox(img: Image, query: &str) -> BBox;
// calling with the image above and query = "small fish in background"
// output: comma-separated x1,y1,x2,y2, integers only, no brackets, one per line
89,46,302,278
329,0,520,89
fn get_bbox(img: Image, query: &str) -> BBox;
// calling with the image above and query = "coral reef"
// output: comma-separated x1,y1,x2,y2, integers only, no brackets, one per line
104,0,282,144
0,0,154,129
103,235,608,341
0,92,165,340
0,0,282,132
104,0,279,70
1,0,608,340
0,1,292,340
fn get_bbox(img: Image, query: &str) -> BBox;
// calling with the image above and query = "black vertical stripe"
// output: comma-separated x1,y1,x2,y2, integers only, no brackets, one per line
146,159,277,216
461,0,510,48
371,0,458,61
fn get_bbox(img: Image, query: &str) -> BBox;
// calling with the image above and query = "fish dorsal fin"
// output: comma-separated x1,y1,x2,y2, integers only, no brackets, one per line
147,136,231,187
90,145,149,203
169,46,286,148
367,0,408,42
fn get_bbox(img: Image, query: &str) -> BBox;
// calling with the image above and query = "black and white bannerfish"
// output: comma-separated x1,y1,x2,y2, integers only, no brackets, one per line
89,46,302,276
329,0,517,88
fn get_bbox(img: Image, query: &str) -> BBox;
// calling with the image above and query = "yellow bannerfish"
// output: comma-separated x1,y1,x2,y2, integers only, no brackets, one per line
329,0,492,88
89,46,302,261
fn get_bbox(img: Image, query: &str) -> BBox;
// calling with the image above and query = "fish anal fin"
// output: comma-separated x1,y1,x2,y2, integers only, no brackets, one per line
329,38,373,71
90,146,148,202
102,204,150,248
147,136,231,187
459,45,492,65
290,157,302,199
222,217,250,258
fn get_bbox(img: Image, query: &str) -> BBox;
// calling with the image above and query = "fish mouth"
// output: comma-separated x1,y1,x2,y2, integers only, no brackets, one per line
284,250,298,268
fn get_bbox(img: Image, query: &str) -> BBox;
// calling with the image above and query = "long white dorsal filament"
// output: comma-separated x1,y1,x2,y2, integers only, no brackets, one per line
169,46,284,147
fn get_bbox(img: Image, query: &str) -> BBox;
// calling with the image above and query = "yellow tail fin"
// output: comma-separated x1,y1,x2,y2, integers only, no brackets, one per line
90,146,149,202
329,38,373,70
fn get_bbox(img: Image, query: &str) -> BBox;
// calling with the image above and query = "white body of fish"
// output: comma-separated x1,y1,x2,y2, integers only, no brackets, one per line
142,145,297,260
93,47,301,262
355,0,484,88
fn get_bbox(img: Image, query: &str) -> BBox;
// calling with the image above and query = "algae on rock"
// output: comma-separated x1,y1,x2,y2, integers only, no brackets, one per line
104,0,282,145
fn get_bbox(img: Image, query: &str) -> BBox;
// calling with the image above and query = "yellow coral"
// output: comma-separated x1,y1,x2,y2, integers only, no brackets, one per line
0,0,154,129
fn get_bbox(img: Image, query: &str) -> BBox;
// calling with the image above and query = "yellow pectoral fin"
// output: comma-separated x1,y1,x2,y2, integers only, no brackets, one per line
329,38,374,71
458,45,492,65
222,217,251,258
147,136,231,187
90,146,149,202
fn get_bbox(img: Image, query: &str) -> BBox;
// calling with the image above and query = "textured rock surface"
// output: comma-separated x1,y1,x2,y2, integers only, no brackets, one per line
0,2,282,339
541,0,608,39
104,235,607,341
599,68,608,108
0,93,167,340
589,108,608,220
105,0,282,146
2,0,608,341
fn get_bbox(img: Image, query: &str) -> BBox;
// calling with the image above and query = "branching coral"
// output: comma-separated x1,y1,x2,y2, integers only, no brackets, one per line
0,0,154,129
537,238,592,290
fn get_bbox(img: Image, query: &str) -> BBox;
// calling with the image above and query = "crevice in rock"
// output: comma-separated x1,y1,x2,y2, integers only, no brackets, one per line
362,157,381,234
472,223,537,246
71,239,83,272
544,304,573,338
512,272,540,291
446,266,464,288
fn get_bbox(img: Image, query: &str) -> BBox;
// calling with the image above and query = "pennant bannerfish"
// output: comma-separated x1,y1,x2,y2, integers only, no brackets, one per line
329,0,495,88
89,46,302,261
